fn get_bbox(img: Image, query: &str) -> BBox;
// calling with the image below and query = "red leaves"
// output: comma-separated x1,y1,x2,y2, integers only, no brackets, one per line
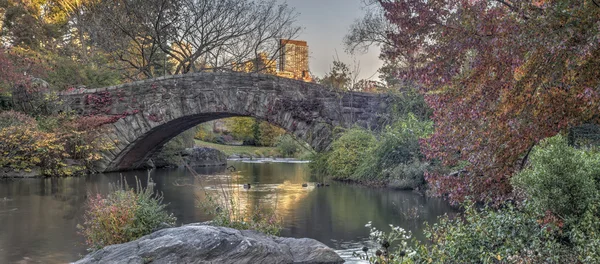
379,0,600,204
0,48,48,92
147,113,162,122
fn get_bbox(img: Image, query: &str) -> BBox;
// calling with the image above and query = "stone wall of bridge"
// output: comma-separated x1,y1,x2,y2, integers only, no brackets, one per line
60,72,391,172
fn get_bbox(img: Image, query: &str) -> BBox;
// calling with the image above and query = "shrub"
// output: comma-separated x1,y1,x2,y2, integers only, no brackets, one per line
412,202,573,263
276,134,300,157
242,138,256,146
78,176,176,250
257,121,285,147
353,222,415,264
194,124,216,142
405,136,600,263
0,110,114,176
0,110,36,128
512,135,600,221
353,113,432,184
325,127,376,180
386,158,429,190
0,125,68,174
311,113,431,188
213,135,226,145
511,135,600,262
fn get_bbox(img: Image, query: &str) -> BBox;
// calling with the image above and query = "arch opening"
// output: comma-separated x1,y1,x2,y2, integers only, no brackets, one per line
106,113,320,172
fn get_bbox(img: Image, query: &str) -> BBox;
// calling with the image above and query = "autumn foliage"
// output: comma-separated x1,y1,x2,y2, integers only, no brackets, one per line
378,0,600,203
78,177,176,249
0,111,114,176
0,48,47,92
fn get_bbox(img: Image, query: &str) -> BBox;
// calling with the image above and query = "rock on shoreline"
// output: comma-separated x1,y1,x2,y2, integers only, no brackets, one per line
74,223,344,264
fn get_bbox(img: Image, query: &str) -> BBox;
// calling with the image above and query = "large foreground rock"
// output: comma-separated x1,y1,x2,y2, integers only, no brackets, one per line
74,223,344,264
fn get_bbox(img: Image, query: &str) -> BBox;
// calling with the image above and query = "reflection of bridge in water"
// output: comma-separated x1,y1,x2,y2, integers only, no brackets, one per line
59,72,390,172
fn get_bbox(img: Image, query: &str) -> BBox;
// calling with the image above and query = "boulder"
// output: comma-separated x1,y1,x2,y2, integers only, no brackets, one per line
74,223,344,264
146,147,227,169
182,147,227,167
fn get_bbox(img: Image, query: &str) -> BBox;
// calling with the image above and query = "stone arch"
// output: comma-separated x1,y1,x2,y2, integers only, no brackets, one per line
61,72,389,172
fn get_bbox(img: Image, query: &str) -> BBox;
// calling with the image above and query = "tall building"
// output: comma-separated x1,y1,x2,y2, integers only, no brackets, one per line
277,39,311,82
233,52,277,74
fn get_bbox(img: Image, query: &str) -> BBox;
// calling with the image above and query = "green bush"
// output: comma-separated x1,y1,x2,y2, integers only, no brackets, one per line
512,135,600,221
404,135,600,263
78,177,176,250
276,134,300,157
418,202,573,263
326,127,376,180
353,113,432,184
310,113,432,188
386,158,429,190
511,135,600,262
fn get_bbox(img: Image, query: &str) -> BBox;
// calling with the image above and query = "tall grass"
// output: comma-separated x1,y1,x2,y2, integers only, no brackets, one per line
77,173,176,250
186,165,282,236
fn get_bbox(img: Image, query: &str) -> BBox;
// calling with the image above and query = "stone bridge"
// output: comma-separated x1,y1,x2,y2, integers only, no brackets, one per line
60,72,391,172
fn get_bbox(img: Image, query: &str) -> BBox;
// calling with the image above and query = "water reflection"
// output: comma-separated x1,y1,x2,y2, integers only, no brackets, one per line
0,161,457,264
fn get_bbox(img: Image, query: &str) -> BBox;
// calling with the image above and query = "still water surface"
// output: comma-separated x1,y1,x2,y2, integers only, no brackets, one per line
0,160,456,263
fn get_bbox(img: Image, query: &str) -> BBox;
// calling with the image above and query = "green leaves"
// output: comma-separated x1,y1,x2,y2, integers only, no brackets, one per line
512,135,600,222
326,127,377,180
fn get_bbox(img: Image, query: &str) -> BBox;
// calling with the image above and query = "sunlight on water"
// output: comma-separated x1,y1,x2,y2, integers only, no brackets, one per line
0,161,456,263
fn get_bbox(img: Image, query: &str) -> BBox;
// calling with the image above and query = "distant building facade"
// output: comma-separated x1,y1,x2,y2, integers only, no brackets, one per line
277,39,312,82
232,52,277,74
232,39,312,82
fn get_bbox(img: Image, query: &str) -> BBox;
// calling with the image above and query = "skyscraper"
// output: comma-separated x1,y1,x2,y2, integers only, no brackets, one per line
278,39,311,82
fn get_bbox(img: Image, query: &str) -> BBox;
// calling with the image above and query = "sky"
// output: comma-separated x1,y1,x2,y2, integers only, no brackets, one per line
277,0,384,80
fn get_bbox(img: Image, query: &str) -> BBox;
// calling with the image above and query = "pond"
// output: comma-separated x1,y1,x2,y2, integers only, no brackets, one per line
0,160,457,263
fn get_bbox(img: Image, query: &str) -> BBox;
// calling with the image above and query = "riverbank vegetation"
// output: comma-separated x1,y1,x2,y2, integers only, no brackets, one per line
195,139,280,158
78,176,176,250
0,110,113,176
341,0,600,262
194,118,311,159
310,86,432,189
356,136,600,263
311,111,432,189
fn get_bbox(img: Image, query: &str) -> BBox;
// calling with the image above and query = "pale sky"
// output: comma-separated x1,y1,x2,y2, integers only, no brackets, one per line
277,0,384,80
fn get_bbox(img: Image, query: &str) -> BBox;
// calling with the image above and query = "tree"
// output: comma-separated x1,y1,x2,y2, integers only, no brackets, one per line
377,0,600,203
0,48,47,92
318,60,352,90
84,0,300,79
0,0,69,50
227,117,256,142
